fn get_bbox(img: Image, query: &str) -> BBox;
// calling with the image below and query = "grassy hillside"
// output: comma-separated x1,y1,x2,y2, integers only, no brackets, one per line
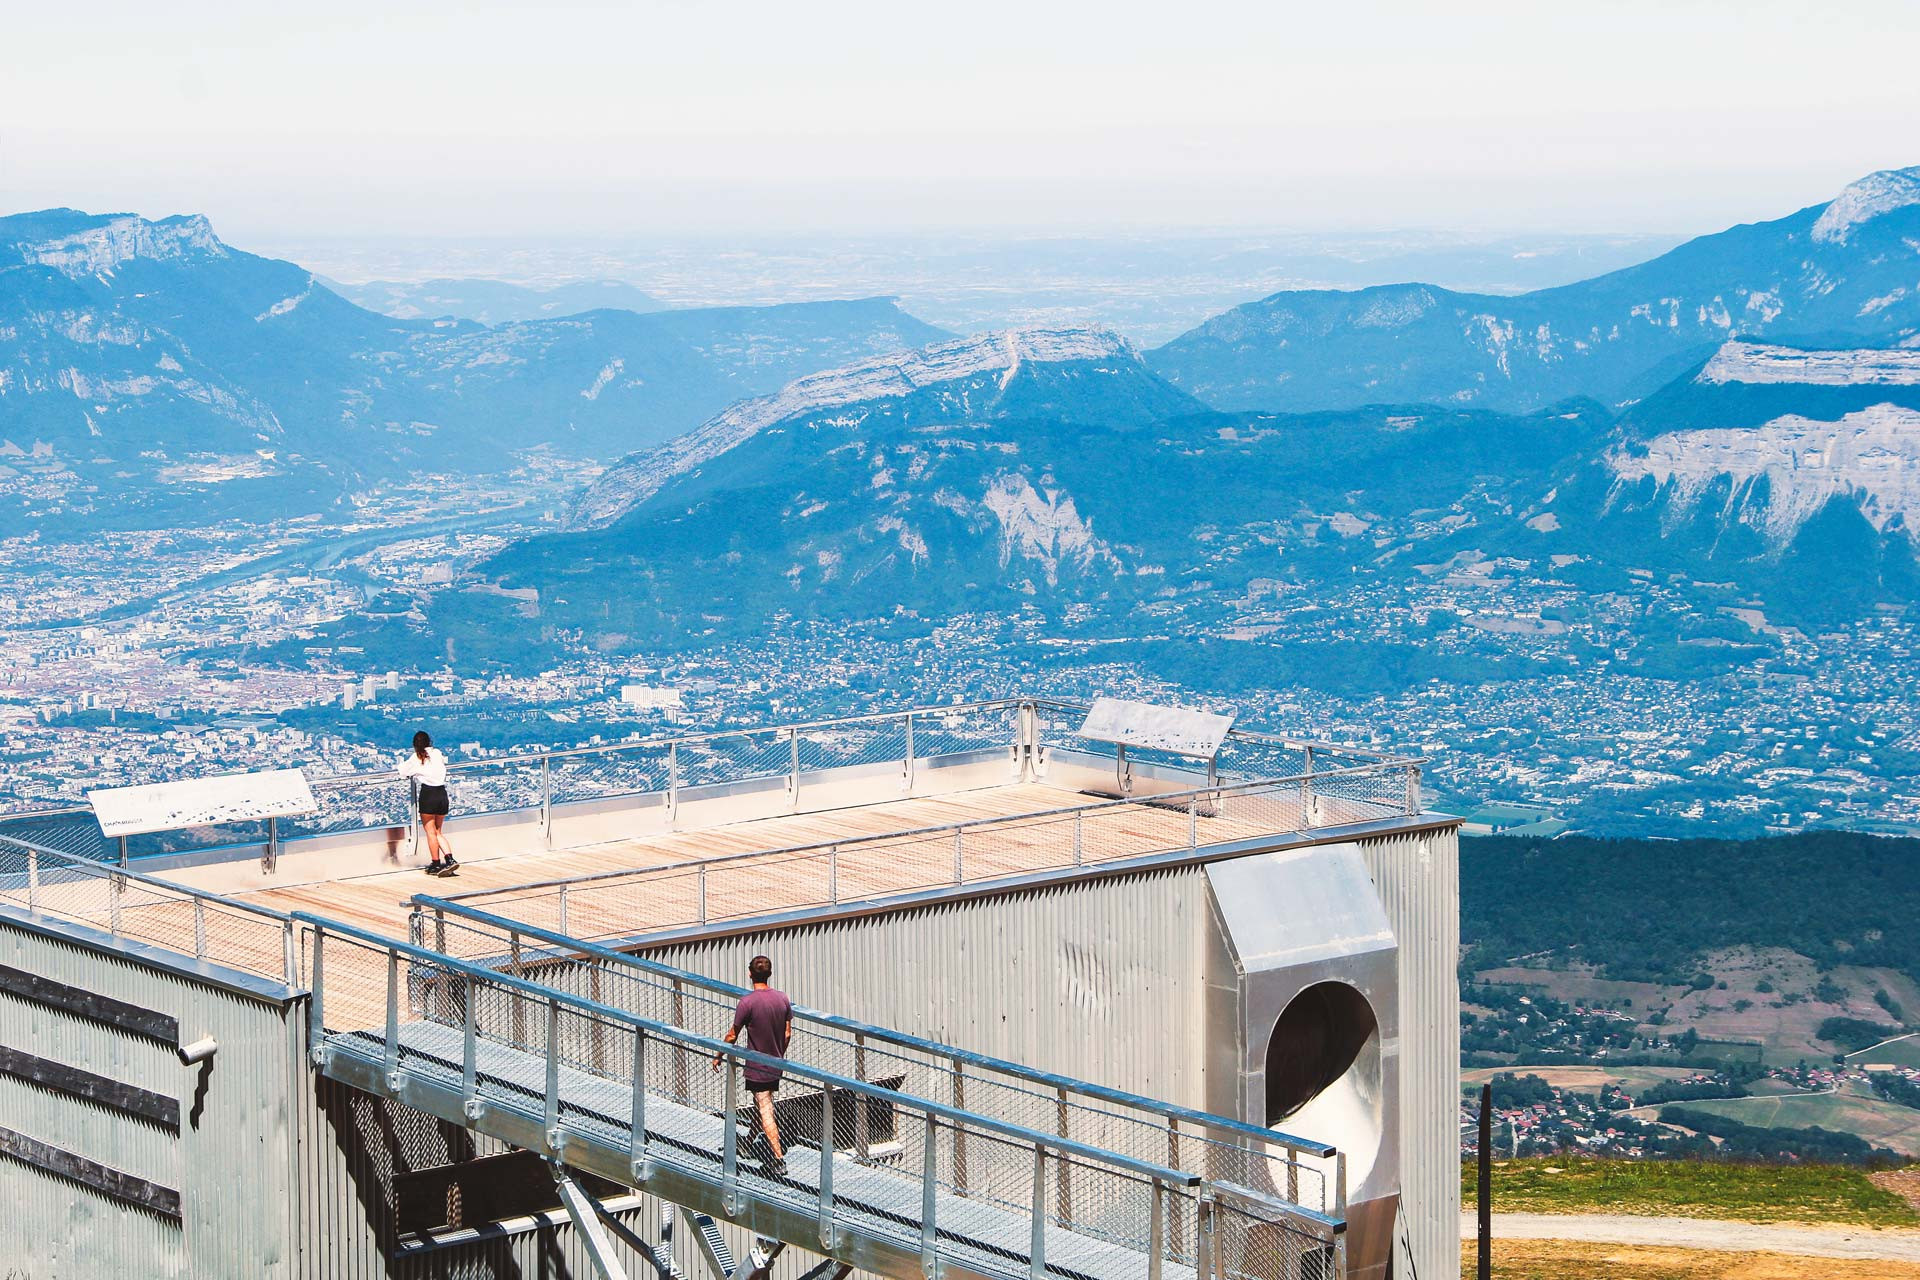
1461,1156,1919,1226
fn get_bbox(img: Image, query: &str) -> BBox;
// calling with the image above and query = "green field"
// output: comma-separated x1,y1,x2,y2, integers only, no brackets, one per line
1461,1156,1920,1226
1680,1085,1920,1158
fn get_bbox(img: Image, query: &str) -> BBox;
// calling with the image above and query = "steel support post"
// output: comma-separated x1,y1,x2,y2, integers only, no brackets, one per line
551,1168,633,1280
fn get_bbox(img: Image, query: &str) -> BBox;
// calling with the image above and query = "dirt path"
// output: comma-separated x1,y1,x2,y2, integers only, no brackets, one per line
1464,1212,1920,1262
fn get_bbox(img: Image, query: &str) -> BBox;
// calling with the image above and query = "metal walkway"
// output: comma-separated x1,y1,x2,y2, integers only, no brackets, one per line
304,915,1344,1280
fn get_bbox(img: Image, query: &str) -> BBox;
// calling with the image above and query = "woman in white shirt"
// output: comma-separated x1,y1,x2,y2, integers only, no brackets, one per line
397,730,458,876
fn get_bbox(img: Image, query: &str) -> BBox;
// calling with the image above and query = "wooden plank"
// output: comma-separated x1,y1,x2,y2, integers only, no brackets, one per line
0,1044,180,1131
0,962,179,1043
0,1122,182,1219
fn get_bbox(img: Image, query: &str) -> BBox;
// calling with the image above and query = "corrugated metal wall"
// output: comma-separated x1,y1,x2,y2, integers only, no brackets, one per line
1358,828,1461,1280
0,919,298,1279
640,865,1215,1104
0,917,843,1280
637,829,1461,1280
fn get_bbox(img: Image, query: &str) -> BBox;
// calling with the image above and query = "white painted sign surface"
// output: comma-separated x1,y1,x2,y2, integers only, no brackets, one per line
1076,697,1236,758
88,768,318,837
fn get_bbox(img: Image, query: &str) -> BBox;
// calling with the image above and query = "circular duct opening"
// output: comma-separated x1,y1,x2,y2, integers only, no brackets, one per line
1265,981,1379,1125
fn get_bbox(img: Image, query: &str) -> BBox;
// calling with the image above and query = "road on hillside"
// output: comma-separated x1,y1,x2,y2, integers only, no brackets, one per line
1465,1212,1920,1262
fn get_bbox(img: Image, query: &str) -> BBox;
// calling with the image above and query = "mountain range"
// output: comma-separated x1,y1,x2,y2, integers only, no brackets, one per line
1148,167,1920,414
8,167,1920,647
0,208,945,527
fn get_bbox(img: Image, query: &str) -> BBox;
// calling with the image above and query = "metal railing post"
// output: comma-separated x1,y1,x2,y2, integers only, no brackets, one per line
630,1026,649,1179
904,712,916,792
818,1085,837,1249
789,728,801,809
192,898,207,958
25,845,38,913
308,925,327,1057
117,834,128,867
461,983,478,1113
1073,809,1083,866
264,815,278,874
282,919,297,986
698,864,708,925
666,740,680,827
544,998,561,1149
558,886,571,935
721,1059,741,1212
919,1112,939,1276
1302,744,1317,827
1056,1086,1073,1228
384,947,401,1084
1405,763,1421,815
1196,1193,1216,1280
1167,1120,1184,1256
1149,1180,1166,1280
109,871,123,938
854,1034,871,1158
1028,1143,1048,1280
1187,794,1198,848
952,1058,969,1196
828,845,838,904
541,753,553,849
952,826,964,885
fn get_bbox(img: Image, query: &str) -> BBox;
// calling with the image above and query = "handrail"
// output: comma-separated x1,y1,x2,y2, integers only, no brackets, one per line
0,835,294,923
416,895,1335,1161
0,694,1420,829
433,760,1414,904
300,910,1200,1187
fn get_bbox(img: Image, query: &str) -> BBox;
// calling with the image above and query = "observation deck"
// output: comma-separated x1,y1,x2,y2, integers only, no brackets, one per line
0,697,1442,1280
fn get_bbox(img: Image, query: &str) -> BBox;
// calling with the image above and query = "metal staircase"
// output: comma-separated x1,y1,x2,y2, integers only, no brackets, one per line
303,913,1346,1280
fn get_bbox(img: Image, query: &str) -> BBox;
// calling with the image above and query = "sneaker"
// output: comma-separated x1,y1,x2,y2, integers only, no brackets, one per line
440,856,460,873
425,861,444,875
770,1157,788,1179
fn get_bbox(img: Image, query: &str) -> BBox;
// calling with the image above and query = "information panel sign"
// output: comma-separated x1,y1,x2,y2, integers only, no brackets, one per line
88,768,319,838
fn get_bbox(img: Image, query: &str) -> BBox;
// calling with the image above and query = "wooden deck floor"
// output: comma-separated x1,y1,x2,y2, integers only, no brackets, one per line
237,781,1321,945
3,779,1389,1009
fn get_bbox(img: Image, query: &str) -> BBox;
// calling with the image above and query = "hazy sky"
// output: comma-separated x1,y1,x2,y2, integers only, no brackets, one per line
3,0,1916,242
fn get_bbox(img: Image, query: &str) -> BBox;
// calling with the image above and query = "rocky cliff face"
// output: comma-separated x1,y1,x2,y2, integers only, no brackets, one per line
566,327,1186,529
1610,403,1920,544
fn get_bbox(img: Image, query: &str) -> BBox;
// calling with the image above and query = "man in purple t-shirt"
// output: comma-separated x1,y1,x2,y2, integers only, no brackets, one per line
715,954,793,1175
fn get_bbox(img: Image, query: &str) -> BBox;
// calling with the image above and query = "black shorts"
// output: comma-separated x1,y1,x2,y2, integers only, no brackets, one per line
417,784,450,817
747,1079,780,1095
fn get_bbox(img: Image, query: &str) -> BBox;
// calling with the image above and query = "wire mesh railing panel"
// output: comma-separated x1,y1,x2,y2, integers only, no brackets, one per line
413,905,1338,1226
676,728,792,791
795,719,912,777
1213,1195,1340,1280
1213,737,1312,785
311,920,1222,1279
0,836,298,985
910,704,1022,764
549,744,672,806
293,775,415,841
0,809,110,861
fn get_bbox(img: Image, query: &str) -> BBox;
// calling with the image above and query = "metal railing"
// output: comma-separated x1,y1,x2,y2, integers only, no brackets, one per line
0,835,302,987
0,697,1421,867
413,899,1345,1222
432,762,1418,939
304,913,1342,1280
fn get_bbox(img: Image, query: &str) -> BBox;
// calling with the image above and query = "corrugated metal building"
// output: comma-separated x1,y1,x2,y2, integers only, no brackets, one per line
0,698,1457,1280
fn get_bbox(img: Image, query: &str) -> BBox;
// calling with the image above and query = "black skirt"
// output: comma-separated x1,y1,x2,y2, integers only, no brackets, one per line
417,784,450,817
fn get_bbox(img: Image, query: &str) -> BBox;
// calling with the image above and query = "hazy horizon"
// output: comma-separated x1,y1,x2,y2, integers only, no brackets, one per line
3,0,1916,242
